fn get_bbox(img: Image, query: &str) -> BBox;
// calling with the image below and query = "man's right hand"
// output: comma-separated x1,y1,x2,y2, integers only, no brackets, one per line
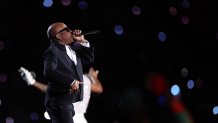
70,80,83,93
18,67,36,86
70,80,79,92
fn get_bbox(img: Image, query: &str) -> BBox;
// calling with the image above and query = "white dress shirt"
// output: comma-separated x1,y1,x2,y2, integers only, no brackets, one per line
65,45,77,65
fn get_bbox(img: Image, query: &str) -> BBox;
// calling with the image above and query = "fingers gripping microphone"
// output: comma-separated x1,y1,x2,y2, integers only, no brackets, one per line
81,30,100,35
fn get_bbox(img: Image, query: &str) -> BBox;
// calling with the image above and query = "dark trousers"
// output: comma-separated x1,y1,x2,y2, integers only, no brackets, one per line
45,103,75,123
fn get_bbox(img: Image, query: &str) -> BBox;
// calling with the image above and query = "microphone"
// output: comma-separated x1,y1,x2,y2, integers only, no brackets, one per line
81,30,100,35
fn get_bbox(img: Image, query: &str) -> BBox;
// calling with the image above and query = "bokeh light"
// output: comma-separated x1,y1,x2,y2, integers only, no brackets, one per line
43,0,53,7
61,0,71,6
6,117,14,123
181,15,190,25
196,78,203,88
158,32,167,42
132,5,141,16
182,0,191,9
187,79,194,89
78,0,88,10
170,84,180,96
181,67,189,77
213,106,218,115
169,6,177,16
114,25,124,35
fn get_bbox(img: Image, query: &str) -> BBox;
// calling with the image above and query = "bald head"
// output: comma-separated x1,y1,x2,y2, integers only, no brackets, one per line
47,22,67,41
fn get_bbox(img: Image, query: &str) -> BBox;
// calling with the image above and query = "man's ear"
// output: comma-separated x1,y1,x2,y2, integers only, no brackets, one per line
56,33,61,40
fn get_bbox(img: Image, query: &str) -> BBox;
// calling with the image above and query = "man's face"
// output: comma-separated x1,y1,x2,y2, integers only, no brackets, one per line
54,23,74,44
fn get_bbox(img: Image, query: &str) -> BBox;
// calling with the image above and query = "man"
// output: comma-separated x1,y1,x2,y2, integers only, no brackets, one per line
43,22,94,123
19,67,103,123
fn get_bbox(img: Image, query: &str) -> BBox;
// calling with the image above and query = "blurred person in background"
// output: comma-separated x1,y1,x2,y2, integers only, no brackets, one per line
144,72,195,123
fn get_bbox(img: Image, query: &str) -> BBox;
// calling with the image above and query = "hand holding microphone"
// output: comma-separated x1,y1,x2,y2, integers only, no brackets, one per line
72,29,100,43
72,29,85,43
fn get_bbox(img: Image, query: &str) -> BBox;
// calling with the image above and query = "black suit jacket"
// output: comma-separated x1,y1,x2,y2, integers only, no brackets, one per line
43,41,94,105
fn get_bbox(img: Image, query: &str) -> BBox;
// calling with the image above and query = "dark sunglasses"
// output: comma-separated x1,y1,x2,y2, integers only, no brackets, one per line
58,27,71,33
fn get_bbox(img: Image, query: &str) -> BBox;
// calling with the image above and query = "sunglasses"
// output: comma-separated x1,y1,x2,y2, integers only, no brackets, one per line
57,27,71,33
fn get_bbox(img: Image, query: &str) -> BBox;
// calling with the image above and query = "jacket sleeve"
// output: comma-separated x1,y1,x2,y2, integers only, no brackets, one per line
43,50,74,88
80,44,95,65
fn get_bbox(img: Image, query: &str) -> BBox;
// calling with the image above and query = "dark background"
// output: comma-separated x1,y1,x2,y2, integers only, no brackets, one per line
0,0,218,123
